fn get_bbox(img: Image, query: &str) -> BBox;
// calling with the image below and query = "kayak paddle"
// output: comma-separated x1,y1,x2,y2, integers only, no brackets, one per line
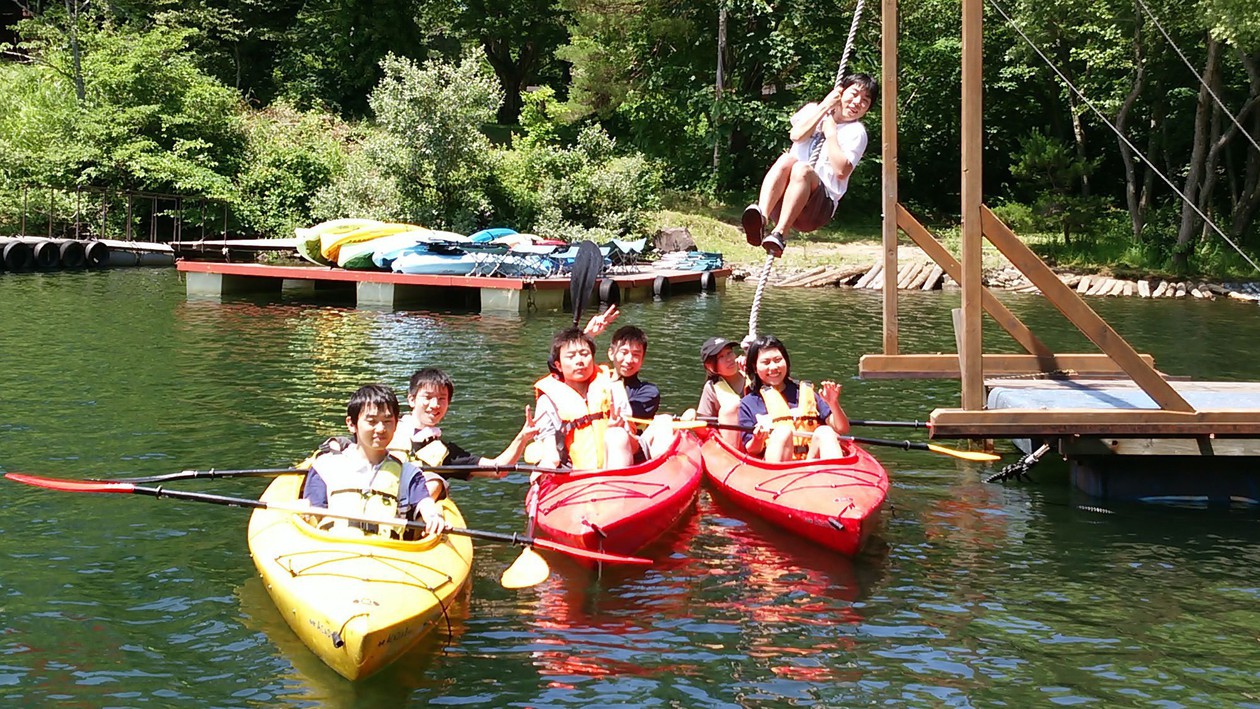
694,414,929,429
4,473,652,575
101,467,305,484
570,240,603,328
106,463,572,485
628,418,1000,463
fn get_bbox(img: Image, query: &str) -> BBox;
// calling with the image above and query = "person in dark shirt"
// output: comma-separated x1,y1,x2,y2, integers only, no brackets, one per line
737,335,849,462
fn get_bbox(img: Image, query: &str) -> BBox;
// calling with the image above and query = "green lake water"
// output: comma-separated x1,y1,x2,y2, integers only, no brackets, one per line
1,268,1259,706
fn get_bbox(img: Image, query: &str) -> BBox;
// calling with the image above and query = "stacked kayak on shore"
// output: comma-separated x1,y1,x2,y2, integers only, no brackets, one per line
293,220,580,276
246,474,473,681
699,433,889,558
528,431,705,560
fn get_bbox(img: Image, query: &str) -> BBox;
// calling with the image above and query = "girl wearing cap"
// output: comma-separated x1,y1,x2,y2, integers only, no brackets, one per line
737,335,849,462
697,337,748,449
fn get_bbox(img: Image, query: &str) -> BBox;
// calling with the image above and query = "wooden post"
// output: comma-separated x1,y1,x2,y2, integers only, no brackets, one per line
960,0,984,410
882,0,900,355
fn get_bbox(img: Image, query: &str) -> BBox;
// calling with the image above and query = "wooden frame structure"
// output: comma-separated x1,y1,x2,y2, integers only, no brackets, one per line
861,0,1260,438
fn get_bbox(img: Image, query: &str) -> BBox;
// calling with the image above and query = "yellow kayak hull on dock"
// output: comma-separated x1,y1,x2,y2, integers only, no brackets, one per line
246,474,473,681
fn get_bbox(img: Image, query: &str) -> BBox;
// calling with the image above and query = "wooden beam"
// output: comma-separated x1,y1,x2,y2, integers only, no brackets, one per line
896,206,1053,357
1061,437,1260,457
881,0,900,356
929,408,1260,437
858,353,1157,379
980,206,1194,412
960,0,984,410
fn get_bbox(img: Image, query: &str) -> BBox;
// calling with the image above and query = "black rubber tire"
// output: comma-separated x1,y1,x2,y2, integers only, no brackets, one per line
652,275,671,299
58,240,87,270
84,241,111,268
598,278,620,304
29,240,60,270
700,271,717,292
3,241,34,272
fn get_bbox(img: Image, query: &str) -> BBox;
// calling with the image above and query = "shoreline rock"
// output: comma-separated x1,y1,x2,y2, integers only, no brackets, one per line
729,261,1260,303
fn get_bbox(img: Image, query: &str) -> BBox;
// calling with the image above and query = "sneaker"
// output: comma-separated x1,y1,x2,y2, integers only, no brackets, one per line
742,204,765,247
762,231,786,258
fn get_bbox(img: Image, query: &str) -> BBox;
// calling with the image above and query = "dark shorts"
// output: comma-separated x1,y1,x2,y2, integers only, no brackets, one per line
768,186,838,233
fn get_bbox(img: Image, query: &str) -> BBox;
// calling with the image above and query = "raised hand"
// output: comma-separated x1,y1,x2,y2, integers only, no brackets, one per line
518,405,540,442
583,304,620,337
819,380,843,407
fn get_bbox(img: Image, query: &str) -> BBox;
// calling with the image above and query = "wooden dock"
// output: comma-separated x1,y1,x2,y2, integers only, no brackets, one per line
176,260,728,314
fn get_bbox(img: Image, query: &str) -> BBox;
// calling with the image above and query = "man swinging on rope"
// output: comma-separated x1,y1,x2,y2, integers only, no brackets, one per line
744,73,879,258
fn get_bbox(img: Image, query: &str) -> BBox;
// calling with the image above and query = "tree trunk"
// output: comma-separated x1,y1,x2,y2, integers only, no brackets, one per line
484,39,538,125
1116,5,1145,242
712,5,727,173
1229,51,1260,243
65,0,85,102
1173,37,1219,271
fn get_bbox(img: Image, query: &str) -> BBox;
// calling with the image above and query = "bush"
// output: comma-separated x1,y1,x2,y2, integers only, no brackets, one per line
493,89,662,240
313,52,502,231
234,104,352,236
309,134,407,223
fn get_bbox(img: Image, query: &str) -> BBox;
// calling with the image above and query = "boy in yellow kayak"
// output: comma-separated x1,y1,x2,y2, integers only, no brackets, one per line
389,368,539,478
532,328,636,470
302,384,449,538
737,335,850,462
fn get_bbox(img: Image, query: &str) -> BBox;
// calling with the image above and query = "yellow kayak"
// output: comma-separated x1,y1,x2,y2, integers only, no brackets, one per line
246,474,473,681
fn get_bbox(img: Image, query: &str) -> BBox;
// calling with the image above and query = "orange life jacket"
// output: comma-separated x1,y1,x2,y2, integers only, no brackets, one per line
534,370,615,468
761,381,821,460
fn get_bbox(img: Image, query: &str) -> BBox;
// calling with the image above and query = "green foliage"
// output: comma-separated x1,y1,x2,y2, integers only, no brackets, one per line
307,53,501,231
272,0,427,115
308,136,407,223
233,104,352,236
0,18,244,198
1202,0,1260,50
495,122,663,240
1010,131,1108,244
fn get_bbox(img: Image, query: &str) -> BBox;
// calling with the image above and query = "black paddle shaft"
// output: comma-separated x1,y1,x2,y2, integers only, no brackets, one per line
570,240,603,327
129,484,553,547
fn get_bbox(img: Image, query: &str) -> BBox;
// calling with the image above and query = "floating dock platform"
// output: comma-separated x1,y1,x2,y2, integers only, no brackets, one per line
952,378,1260,503
176,260,729,314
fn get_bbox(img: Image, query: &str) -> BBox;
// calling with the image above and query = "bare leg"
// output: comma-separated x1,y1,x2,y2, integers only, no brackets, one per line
773,161,822,237
807,426,843,460
763,427,795,463
603,427,635,468
758,152,797,218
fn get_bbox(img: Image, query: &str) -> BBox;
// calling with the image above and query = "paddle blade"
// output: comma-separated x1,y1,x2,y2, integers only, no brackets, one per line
532,538,653,566
569,240,602,327
927,444,1001,462
5,473,135,494
500,547,551,589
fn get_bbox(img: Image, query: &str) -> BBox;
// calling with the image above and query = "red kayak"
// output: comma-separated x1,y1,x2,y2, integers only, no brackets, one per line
700,432,889,557
528,431,704,561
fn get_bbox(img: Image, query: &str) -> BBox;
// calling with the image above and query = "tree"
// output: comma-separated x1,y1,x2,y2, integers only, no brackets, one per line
430,0,570,124
1,16,244,196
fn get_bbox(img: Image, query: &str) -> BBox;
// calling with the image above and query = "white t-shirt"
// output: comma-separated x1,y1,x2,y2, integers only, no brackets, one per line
788,103,868,201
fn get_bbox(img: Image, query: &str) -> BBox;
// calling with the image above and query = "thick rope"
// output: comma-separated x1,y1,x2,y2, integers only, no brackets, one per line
808,0,867,165
744,254,777,346
748,0,866,345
